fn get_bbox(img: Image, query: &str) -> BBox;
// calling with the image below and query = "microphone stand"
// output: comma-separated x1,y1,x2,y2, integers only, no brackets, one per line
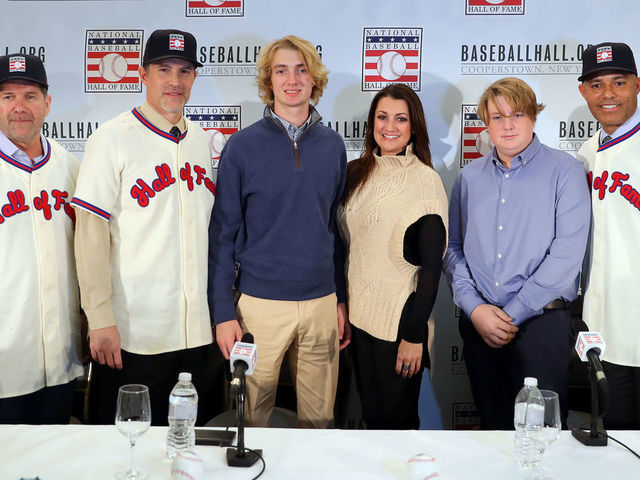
571,362,608,446
227,373,262,467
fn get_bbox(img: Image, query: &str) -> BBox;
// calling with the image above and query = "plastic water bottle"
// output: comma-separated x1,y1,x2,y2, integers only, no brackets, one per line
513,377,545,468
166,372,198,459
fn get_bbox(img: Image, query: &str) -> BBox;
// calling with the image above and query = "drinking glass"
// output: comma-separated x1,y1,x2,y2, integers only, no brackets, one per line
536,390,561,455
527,389,561,480
115,384,151,480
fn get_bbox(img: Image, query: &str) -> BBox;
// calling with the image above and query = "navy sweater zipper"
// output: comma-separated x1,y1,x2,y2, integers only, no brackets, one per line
268,115,320,169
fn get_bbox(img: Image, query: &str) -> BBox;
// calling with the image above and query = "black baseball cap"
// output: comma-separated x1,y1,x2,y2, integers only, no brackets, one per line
0,53,48,87
579,42,637,82
142,29,202,68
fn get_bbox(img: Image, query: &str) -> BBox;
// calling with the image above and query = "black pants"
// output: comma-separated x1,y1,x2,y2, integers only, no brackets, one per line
459,308,574,430
602,361,640,430
89,343,225,426
0,380,76,424
350,325,423,429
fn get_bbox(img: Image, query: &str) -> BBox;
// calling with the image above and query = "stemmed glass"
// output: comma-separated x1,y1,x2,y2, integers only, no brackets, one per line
529,389,561,479
115,384,152,480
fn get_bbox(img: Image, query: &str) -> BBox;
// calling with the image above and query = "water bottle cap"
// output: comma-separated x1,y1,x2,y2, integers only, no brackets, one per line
524,377,537,387
178,372,192,382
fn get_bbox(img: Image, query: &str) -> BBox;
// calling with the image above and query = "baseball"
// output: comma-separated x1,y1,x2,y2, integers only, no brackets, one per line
376,51,406,81
171,450,204,480
98,53,128,83
407,453,439,480
475,128,494,156
203,0,226,5
208,129,227,158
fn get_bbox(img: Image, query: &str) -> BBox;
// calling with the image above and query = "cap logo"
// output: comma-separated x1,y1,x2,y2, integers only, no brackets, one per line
9,56,26,73
597,46,613,63
169,34,185,51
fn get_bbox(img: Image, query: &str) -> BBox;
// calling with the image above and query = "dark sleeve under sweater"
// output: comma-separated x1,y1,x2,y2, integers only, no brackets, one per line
398,214,446,367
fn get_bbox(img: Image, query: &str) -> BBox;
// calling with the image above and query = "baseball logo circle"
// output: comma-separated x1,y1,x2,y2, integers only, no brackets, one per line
208,129,227,158
475,129,494,156
98,53,128,82
377,51,406,81
601,51,611,60
485,0,506,4
203,0,226,5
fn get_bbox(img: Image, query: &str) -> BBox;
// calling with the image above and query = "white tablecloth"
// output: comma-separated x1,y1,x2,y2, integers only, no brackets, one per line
0,425,638,479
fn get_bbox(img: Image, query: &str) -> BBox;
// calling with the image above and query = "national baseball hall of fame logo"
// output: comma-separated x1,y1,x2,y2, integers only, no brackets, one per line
465,0,524,15
362,28,422,92
184,106,240,169
186,0,244,17
85,30,143,93
461,105,493,167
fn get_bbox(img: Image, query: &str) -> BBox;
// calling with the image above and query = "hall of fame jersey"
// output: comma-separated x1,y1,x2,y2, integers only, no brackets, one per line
577,122,640,367
0,138,83,398
72,109,215,355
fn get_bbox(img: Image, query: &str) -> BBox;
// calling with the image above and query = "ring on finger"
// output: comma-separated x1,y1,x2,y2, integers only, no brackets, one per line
402,364,410,371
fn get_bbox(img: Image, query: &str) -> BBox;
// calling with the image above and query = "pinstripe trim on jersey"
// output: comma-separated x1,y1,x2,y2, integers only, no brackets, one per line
598,121,640,152
70,197,111,220
0,138,51,173
131,108,188,143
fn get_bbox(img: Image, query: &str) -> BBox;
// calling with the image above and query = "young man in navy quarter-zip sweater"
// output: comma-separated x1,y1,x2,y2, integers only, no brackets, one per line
209,35,349,428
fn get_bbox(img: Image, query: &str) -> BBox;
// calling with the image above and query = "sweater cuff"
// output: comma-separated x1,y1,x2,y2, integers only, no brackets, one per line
85,300,117,330
213,299,238,325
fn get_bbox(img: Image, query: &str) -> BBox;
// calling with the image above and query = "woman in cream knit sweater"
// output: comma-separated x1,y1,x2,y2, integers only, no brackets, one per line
338,84,448,429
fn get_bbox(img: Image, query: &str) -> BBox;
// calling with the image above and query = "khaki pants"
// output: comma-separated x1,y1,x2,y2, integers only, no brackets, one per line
236,292,339,428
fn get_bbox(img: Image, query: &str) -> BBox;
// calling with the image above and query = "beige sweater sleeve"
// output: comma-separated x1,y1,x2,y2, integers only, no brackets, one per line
74,209,116,330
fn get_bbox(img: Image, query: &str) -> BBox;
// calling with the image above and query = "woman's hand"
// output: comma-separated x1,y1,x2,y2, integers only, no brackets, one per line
395,339,423,378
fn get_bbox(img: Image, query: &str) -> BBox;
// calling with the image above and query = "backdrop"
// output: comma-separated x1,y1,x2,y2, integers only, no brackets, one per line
2,0,631,428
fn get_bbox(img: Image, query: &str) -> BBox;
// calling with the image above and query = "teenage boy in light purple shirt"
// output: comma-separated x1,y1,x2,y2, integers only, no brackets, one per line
444,77,591,429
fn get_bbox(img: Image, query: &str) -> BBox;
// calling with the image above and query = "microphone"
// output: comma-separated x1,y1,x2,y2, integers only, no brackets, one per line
226,332,262,468
229,333,257,395
575,331,607,385
572,331,609,447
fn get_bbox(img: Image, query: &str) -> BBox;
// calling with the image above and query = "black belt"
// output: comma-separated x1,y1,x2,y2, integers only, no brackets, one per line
543,299,570,310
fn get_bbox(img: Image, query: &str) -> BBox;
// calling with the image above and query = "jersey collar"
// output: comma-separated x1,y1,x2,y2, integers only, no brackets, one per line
0,137,51,173
131,108,188,144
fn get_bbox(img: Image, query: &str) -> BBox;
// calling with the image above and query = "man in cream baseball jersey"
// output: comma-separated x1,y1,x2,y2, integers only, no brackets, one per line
72,29,222,425
0,54,83,423
577,42,640,429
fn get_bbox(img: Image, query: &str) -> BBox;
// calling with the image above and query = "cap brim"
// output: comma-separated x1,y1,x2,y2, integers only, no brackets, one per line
0,74,48,88
578,66,637,82
142,54,203,68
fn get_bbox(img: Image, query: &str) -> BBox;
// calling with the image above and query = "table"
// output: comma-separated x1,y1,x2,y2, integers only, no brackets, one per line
1,425,638,479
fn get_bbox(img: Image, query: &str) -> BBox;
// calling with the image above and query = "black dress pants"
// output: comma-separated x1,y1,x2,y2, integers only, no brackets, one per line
89,343,225,426
0,380,76,424
601,361,640,430
459,308,574,430
350,324,423,429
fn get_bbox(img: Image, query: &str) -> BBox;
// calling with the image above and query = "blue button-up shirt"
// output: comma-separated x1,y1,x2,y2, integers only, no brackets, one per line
269,108,311,143
0,129,47,166
444,134,591,325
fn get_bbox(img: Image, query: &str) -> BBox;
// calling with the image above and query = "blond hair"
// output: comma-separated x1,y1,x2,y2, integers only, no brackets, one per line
256,35,328,106
477,77,545,125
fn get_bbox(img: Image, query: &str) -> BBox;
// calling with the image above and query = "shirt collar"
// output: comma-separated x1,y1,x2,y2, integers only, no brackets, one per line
138,101,186,133
599,105,640,144
490,133,541,169
0,129,48,167
269,108,312,142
